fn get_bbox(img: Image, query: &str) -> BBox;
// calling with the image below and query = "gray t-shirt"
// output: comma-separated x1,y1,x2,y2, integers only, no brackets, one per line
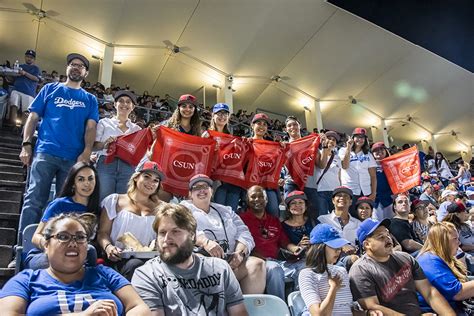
132,254,243,315
349,251,426,316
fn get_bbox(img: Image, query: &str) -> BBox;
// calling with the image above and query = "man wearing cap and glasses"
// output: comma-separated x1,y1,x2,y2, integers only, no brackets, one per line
8,49,41,126
349,218,455,315
14,53,99,267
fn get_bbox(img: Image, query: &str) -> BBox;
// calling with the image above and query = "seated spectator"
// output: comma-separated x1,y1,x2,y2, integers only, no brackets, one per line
299,224,354,315
26,162,100,269
281,191,314,247
389,194,423,255
180,174,266,294
0,213,150,315
443,201,474,253
350,218,455,315
97,161,164,280
131,203,248,315
240,185,305,300
410,199,431,243
354,196,374,221
417,222,474,314
438,189,458,222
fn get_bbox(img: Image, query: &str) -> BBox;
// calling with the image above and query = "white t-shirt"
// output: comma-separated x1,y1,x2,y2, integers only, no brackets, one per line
338,147,377,195
95,117,141,157
317,212,361,245
299,265,353,315
314,150,341,192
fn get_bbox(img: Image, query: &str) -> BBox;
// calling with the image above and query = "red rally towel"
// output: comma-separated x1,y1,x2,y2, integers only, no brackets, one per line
208,130,251,189
245,139,289,189
285,133,320,190
381,146,421,194
152,126,216,197
104,128,153,166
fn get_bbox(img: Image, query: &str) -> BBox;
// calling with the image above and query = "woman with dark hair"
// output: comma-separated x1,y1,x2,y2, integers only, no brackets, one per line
339,128,377,214
164,94,201,136
355,196,374,221
282,191,313,248
0,213,150,315
435,152,454,187
370,142,394,220
298,223,353,315
26,162,100,270
97,161,164,280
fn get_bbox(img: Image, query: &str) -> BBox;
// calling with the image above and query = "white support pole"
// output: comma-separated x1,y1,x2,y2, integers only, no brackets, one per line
99,45,114,88
382,119,389,147
224,76,233,112
430,134,438,153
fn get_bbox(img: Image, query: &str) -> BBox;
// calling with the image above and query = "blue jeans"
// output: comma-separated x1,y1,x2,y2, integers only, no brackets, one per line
96,156,135,202
315,191,334,217
283,183,319,222
266,189,281,218
265,259,306,300
18,153,75,242
213,182,242,212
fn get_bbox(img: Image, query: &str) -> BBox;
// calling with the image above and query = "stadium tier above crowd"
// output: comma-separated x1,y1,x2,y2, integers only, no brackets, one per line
1,50,474,315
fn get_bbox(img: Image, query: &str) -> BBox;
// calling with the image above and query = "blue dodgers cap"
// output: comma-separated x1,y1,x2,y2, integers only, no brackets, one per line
357,218,391,245
212,103,230,113
25,49,36,58
310,223,350,248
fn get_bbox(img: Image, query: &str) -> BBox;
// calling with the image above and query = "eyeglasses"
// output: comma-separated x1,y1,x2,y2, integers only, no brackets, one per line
215,111,229,117
47,232,88,244
191,184,210,191
68,63,86,69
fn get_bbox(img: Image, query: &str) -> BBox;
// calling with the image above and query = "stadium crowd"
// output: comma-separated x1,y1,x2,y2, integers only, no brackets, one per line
0,50,473,315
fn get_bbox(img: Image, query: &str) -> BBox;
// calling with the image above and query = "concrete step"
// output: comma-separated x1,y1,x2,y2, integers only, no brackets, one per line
0,268,15,287
0,157,23,166
0,164,24,174
0,151,20,160
0,190,23,202
0,135,22,145
0,245,13,268
0,146,21,155
0,228,16,245
0,142,21,150
0,200,21,213
0,171,25,182
0,179,26,190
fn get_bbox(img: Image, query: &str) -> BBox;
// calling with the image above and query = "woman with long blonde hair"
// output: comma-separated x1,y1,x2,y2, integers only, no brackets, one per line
417,222,474,314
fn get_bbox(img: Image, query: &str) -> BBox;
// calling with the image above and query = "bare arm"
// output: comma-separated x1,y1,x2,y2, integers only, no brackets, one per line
151,310,165,316
77,119,97,162
368,167,377,200
31,221,46,249
341,140,354,170
19,69,40,82
97,207,122,262
19,112,40,166
0,296,27,316
416,279,455,315
453,279,474,300
358,296,403,316
400,239,423,252
115,284,151,316
227,302,249,316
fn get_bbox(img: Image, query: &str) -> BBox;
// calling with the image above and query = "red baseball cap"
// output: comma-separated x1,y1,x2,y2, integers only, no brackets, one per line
352,127,367,136
178,94,198,107
251,113,270,124
371,142,386,151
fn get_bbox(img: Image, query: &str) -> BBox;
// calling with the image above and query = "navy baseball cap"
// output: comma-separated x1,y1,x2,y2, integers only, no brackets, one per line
66,53,90,70
332,186,353,198
212,103,230,113
310,223,350,248
114,90,137,105
25,50,36,58
357,218,391,245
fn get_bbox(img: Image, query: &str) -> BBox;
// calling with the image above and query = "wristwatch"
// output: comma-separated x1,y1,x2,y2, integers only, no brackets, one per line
22,141,32,147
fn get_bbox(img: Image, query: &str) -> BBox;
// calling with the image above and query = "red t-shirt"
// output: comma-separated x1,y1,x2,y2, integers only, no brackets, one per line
240,209,290,259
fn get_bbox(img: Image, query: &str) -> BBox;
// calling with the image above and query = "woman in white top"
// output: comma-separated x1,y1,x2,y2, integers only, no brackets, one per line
339,127,377,216
298,223,354,316
181,174,266,294
97,161,164,280
93,90,141,201
434,152,454,187
452,161,472,191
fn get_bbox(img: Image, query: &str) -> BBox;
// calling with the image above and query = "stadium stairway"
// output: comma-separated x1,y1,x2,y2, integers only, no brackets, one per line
0,128,25,286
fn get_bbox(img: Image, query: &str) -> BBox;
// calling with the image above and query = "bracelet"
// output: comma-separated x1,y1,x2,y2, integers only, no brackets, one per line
205,239,210,246
104,243,113,251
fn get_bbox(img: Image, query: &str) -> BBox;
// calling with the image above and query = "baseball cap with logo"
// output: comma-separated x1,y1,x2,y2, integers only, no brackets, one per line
189,174,213,190
251,113,270,125
212,103,230,113
357,218,391,245
352,127,367,136
114,90,137,105
285,190,307,205
139,161,165,180
66,53,90,70
178,94,198,107
310,223,350,248
25,50,36,58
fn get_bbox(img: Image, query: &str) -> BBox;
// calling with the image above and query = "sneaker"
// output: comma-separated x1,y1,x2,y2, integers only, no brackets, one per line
7,259,16,269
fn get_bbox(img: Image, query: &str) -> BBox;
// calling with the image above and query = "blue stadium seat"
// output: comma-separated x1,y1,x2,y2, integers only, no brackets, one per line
288,291,306,316
15,223,38,274
243,294,290,316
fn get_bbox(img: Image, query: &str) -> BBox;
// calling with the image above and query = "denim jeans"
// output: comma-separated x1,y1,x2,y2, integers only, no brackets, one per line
266,189,281,218
265,259,306,300
283,183,319,223
96,156,135,202
213,182,242,212
18,153,75,242
315,191,334,217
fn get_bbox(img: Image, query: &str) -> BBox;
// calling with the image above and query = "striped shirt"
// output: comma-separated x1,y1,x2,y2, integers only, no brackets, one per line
298,265,353,315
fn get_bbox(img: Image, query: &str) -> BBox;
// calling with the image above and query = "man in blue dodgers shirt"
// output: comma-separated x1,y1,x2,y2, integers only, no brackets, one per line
8,49,41,126
16,53,98,245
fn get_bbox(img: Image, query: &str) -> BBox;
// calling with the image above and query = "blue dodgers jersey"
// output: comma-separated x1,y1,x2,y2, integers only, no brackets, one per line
29,82,99,160
14,63,41,97
41,196,88,222
0,265,129,315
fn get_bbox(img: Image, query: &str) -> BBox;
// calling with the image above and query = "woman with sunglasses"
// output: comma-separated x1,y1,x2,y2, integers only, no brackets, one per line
25,161,100,270
97,161,164,280
93,90,142,202
0,213,150,315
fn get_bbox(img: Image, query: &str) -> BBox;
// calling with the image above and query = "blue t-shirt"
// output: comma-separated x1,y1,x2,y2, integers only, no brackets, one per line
0,265,129,315
30,82,99,160
417,252,463,312
41,196,88,222
375,166,393,208
14,63,41,97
